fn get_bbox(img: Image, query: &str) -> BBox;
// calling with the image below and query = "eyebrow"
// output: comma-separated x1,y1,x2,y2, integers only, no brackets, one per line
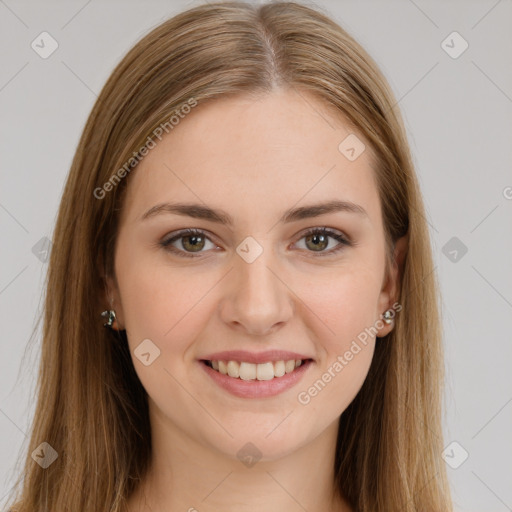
140,199,368,225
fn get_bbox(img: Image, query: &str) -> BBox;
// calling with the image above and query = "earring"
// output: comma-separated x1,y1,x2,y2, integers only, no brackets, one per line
382,309,394,325
101,309,118,330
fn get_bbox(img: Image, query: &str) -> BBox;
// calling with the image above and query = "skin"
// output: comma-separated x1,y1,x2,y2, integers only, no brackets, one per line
106,88,407,512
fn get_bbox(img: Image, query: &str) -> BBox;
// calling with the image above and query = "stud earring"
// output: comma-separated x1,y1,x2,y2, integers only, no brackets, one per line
101,296,120,330
101,309,118,329
382,309,394,325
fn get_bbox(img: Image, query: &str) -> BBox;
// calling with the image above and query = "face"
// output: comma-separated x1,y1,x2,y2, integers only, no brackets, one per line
107,88,401,461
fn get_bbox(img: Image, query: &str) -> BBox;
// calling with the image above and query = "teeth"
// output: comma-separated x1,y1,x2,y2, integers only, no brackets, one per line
274,360,286,377
227,360,240,378
208,359,306,380
285,360,296,373
239,362,257,380
256,362,274,381
218,361,228,375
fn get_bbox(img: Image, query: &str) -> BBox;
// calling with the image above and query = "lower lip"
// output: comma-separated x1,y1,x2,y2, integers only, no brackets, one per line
199,360,313,399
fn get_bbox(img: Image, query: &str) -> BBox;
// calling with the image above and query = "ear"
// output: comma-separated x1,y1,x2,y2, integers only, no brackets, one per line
376,234,408,338
99,264,125,331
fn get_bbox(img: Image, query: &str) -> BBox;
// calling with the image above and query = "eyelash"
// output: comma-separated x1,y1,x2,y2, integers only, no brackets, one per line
159,227,352,259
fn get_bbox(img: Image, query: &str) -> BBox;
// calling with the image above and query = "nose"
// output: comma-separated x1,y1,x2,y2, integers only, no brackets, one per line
219,245,294,337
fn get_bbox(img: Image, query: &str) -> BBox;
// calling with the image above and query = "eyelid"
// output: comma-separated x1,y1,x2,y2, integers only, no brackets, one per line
293,226,352,257
159,228,219,258
296,226,350,243
159,226,352,258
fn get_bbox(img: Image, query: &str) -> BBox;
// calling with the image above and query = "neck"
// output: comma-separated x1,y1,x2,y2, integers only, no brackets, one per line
127,406,351,512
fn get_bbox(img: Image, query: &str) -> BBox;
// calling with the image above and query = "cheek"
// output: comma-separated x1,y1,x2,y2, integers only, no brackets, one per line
292,266,381,406
115,244,222,367
116,258,220,418
297,263,383,348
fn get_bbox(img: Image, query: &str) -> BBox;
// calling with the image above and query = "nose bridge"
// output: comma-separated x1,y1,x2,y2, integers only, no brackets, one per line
240,248,278,300
222,237,293,334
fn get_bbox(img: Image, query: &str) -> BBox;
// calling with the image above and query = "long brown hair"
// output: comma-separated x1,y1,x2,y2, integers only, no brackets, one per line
6,2,452,510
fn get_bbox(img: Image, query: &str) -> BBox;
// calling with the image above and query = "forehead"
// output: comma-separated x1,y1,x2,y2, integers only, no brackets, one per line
120,88,381,228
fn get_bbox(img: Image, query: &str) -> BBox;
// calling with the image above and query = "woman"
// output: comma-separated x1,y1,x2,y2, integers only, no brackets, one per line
7,1,453,511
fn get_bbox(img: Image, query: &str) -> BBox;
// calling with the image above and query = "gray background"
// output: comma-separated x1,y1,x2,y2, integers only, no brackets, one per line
1,0,511,510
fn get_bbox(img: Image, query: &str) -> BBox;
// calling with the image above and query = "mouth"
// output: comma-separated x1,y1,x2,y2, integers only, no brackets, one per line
199,357,314,399
201,358,313,381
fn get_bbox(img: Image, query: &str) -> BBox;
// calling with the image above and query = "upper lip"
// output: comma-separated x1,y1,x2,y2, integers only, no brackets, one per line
200,350,314,364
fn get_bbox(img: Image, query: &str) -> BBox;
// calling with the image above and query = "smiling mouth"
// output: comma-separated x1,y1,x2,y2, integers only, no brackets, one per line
201,359,313,381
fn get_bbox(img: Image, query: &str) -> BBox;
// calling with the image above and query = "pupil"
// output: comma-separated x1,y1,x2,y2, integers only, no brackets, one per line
183,235,204,251
307,234,327,251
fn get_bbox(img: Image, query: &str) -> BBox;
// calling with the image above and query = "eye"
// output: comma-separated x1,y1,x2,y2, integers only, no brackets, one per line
159,227,352,259
294,227,351,256
159,228,217,258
